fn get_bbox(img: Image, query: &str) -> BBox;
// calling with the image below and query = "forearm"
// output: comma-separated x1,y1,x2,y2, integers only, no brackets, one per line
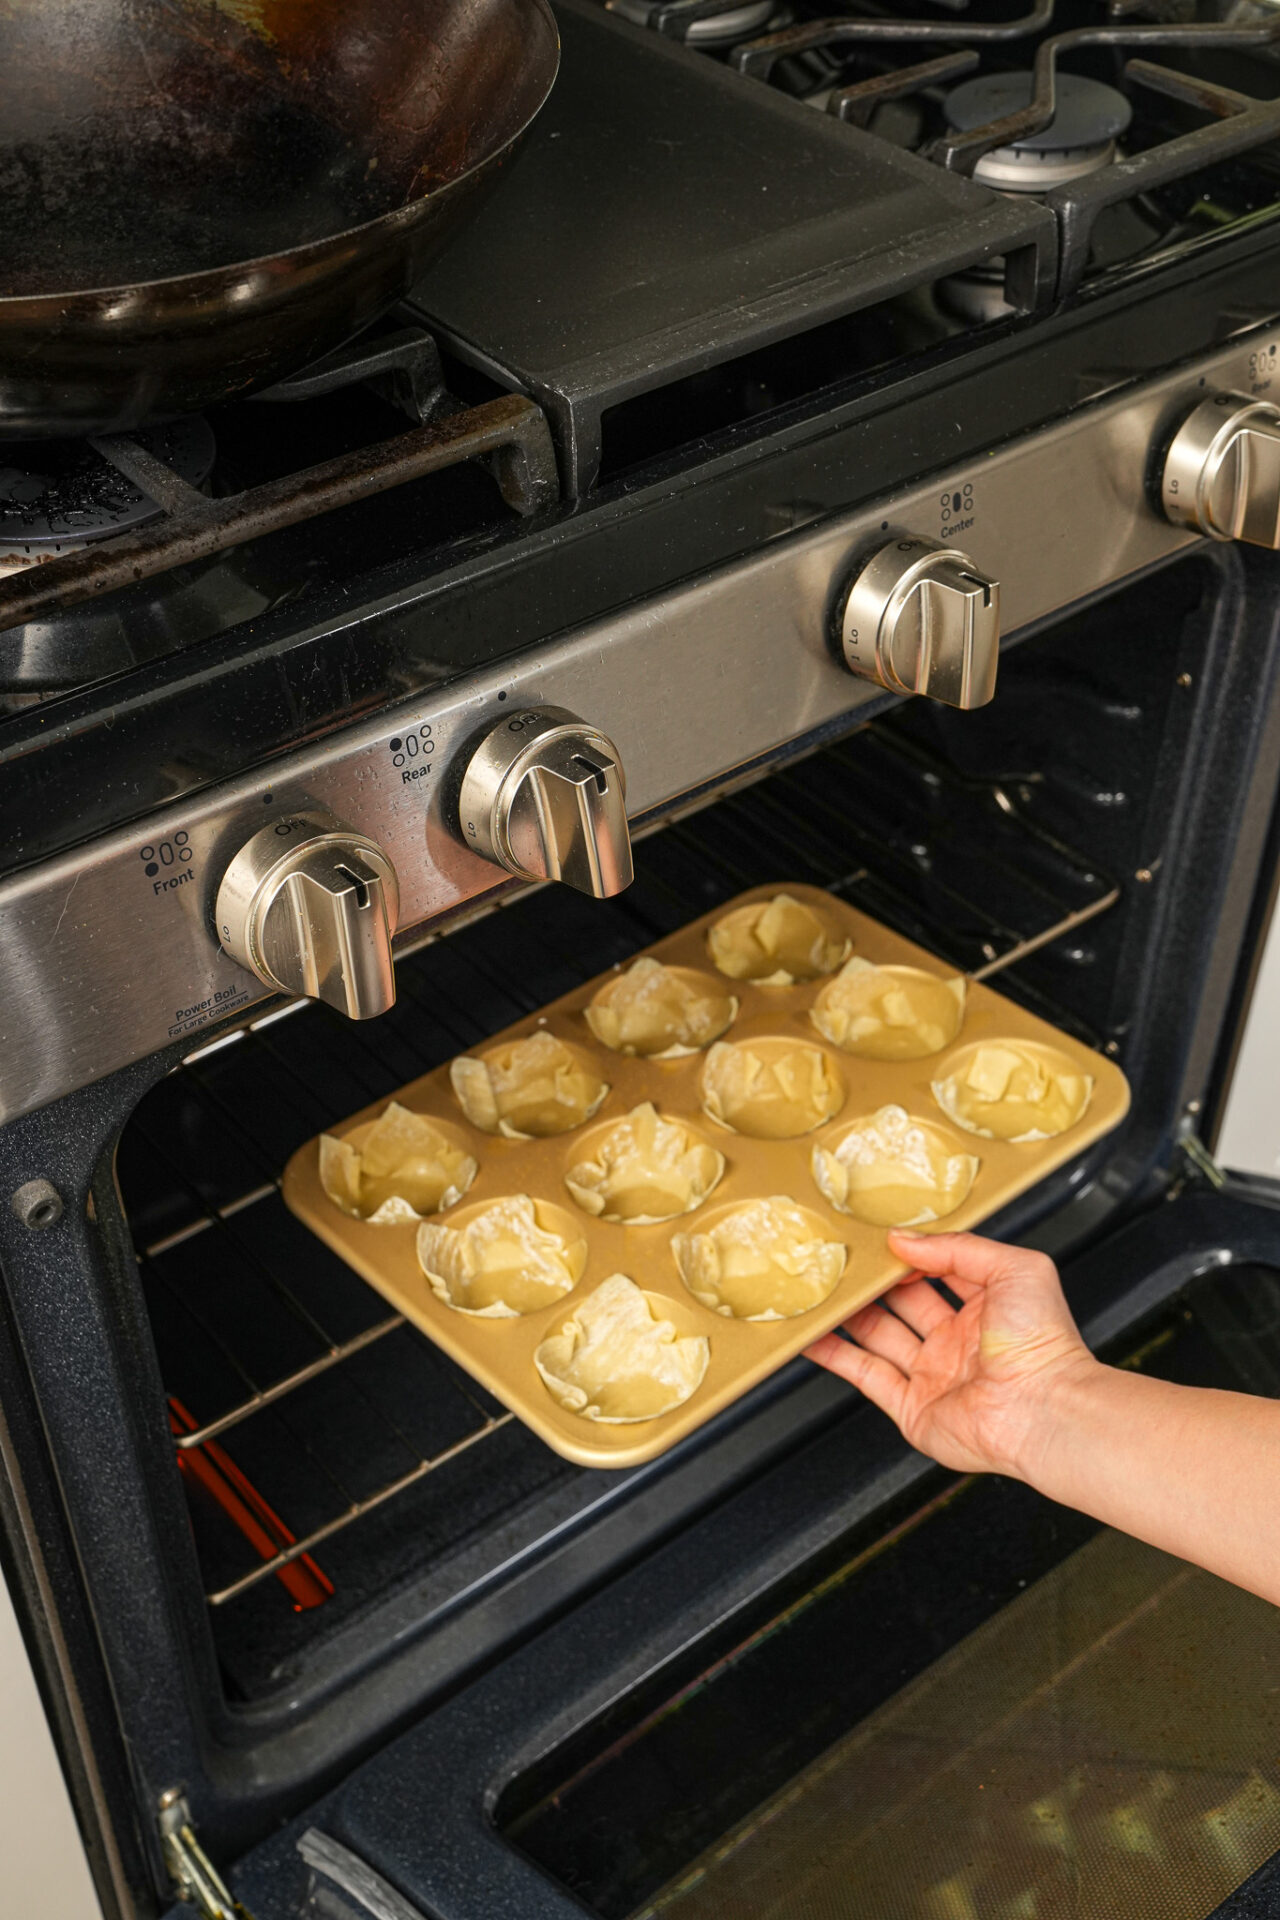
1018,1360,1280,1605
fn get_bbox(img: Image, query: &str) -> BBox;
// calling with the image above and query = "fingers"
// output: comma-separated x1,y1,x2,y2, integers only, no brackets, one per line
883,1277,954,1339
888,1228,1057,1297
803,1332,910,1427
843,1300,921,1371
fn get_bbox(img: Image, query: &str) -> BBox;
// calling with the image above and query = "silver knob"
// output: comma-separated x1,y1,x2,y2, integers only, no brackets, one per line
837,535,1000,709
1162,391,1280,546
456,705,633,898
215,811,399,1019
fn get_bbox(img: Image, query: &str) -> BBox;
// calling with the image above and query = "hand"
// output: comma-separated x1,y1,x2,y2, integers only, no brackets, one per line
804,1229,1098,1480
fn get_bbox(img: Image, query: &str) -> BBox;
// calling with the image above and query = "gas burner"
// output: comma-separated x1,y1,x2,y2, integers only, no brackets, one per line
607,0,775,43
944,71,1133,192
0,418,215,573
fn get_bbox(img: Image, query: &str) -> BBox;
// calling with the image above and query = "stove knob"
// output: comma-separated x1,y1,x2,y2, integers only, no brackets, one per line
1161,391,1280,546
456,705,633,897
836,536,1000,709
215,811,399,1019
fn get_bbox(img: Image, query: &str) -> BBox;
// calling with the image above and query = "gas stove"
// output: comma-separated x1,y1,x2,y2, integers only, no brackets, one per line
3,0,1280,984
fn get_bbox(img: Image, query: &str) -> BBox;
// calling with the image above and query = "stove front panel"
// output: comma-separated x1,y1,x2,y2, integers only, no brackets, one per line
2,327,1277,1125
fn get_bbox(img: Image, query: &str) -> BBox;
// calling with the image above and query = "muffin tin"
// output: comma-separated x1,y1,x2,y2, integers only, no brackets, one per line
282,884,1130,1469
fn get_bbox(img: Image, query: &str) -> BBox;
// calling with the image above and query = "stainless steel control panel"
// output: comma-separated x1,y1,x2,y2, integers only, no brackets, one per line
3,328,1278,1125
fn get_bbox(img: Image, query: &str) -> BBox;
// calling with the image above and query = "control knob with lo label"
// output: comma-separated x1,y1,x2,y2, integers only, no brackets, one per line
835,535,1000,709
215,811,399,1019
454,705,633,897
1161,390,1280,546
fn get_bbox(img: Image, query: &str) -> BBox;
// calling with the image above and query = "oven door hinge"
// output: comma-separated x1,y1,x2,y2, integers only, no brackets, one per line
1175,1113,1228,1192
158,1790,257,1920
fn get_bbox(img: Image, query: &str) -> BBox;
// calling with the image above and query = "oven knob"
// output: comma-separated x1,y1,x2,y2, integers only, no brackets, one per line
1161,391,1280,546
456,705,633,897
215,811,399,1019
836,536,1000,709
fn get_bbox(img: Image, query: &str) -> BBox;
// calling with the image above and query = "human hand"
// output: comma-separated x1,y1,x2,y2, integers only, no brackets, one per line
804,1230,1098,1480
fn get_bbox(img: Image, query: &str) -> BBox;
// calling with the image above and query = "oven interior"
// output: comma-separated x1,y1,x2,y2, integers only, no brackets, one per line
113,550,1219,1714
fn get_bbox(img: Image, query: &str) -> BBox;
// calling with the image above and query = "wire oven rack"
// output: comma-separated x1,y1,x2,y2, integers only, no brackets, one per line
116,714,1122,1691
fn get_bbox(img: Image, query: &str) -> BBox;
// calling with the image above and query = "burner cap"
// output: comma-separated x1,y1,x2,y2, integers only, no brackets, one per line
0,417,215,552
607,0,773,42
945,71,1132,153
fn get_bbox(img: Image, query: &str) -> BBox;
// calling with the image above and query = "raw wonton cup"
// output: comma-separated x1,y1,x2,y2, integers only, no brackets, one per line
533,1273,709,1424
585,957,738,1058
812,1104,978,1228
811,957,966,1060
318,1102,477,1224
450,1029,609,1139
707,892,850,986
932,1038,1094,1143
672,1196,846,1321
701,1037,845,1140
564,1102,725,1224
417,1195,588,1318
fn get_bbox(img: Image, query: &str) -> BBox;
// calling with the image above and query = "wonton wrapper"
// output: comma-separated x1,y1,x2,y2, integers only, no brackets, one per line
673,1197,846,1321
701,1038,844,1140
417,1195,587,1318
707,892,851,986
450,1030,609,1139
932,1039,1093,1142
534,1273,709,1424
811,957,966,1061
318,1102,477,1224
585,957,738,1058
812,1104,978,1228
565,1103,725,1224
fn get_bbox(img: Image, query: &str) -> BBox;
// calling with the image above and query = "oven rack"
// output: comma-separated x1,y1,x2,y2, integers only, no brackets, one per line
118,722,1122,1649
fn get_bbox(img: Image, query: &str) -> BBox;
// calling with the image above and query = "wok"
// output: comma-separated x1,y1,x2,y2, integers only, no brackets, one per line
0,0,559,439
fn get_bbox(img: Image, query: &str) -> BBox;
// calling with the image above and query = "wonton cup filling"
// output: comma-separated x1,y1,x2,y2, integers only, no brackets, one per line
534,1273,710,1424
812,1104,979,1228
707,892,851,986
701,1038,845,1140
450,1029,609,1139
932,1039,1093,1142
318,1102,477,1224
417,1195,588,1318
585,957,738,1058
811,957,966,1061
673,1197,846,1321
565,1102,725,1224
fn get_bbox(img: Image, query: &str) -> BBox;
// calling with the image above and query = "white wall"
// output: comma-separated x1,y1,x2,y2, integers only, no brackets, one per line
0,1560,102,1920
1217,883,1280,1180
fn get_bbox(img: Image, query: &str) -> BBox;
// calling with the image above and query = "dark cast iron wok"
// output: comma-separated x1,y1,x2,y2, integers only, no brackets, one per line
0,0,559,438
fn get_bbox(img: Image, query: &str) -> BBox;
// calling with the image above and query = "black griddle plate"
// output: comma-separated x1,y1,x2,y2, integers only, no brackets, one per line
408,0,1056,490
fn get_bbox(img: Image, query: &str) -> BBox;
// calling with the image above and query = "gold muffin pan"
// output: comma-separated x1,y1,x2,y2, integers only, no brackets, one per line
282,884,1130,1469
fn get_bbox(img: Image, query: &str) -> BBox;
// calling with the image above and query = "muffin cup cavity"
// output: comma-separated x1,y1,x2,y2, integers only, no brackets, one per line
319,1103,477,1223
450,1029,609,1138
932,1038,1094,1142
533,1274,710,1424
700,1036,845,1139
673,1197,846,1321
812,1105,979,1228
564,1103,725,1224
811,957,965,1060
707,892,851,985
585,957,738,1057
416,1195,587,1317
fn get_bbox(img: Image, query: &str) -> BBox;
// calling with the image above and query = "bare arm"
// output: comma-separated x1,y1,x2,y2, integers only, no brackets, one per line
805,1228,1280,1608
